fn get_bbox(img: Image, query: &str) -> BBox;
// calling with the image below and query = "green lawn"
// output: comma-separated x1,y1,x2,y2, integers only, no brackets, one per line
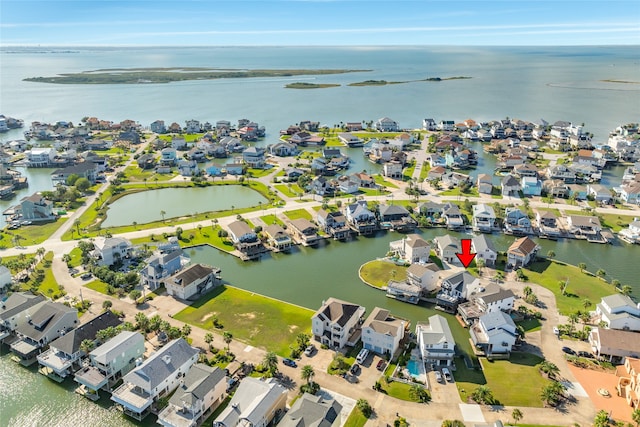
246,168,274,178
517,318,542,333
480,353,552,407
419,161,431,182
374,175,399,189
597,212,637,233
359,260,408,288
20,252,65,299
379,379,423,402
122,165,177,183
0,218,68,248
177,226,236,253
85,279,112,295
274,183,304,198
440,187,480,197
403,162,416,181
1,253,37,274
453,357,487,403
523,260,615,314
260,215,285,226
174,285,314,356
283,208,312,220
343,409,368,427
66,247,83,268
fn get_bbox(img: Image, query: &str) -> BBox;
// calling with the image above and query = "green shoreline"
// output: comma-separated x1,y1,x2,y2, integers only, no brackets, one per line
23,67,370,84
348,76,472,86
285,82,341,89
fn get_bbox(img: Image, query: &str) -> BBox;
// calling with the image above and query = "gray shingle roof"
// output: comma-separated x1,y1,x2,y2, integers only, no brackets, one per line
169,364,226,408
278,393,342,427
91,331,145,365
0,293,45,323
50,311,121,355
15,302,77,342
315,298,363,327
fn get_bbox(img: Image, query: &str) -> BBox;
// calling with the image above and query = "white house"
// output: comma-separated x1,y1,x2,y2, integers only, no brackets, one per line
416,314,455,367
0,293,46,340
388,234,430,264
375,117,399,132
213,377,287,427
91,237,133,267
312,297,365,349
470,311,518,356
595,294,640,332
361,307,406,357
458,283,515,324
157,364,227,427
432,235,460,265
405,263,441,293
472,203,497,233
166,263,221,301
590,328,640,362
0,265,12,290
279,393,343,427
472,234,497,266
436,271,482,311
111,338,199,420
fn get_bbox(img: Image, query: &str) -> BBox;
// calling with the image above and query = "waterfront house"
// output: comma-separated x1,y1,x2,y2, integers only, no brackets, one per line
388,233,430,264
160,147,178,166
111,338,199,420
567,215,602,236
586,184,613,204
6,193,55,222
504,207,533,235
290,131,325,146
288,218,320,246
619,220,640,244
311,297,365,349
501,175,520,197
11,302,79,366
177,159,199,176
620,182,640,205
51,162,98,185
521,176,542,196
25,147,56,167
506,236,540,268
74,331,145,399
283,167,304,180
279,393,342,427
316,209,350,240
345,200,378,235
386,280,422,304
263,224,293,251
310,176,331,196
338,132,364,147
213,377,287,427
418,201,445,219
441,202,465,230
477,174,493,194
187,147,206,163
458,283,515,325
470,311,518,357
157,364,227,427
137,153,156,170
513,163,539,178
150,120,166,134
37,311,121,380
543,179,570,198
378,204,416,232
546,164,576,183
589,328,640,363
432,234,460,265
139,248,188,291
172,137,188,150
616,357,640,411
355,172,375,188
227,221,264,259
361,307,406,356
268,141,298,157
472,203,497,233
337,175,360,194
426,165,445,182
472,234,497,267
427,154,447,169
0,293,46,341
242,146,267,169
535,210,561,237
166,263,221,301
441,171,471,189
436,271,481,311
406,263,441,293
422,118,437,131
595,294,640,332
91,237,133,267
416,314,455,367
375,117,399,132
382,161,403,179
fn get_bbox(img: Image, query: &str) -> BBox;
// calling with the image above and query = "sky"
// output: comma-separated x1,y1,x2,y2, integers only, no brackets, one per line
1,0,639,46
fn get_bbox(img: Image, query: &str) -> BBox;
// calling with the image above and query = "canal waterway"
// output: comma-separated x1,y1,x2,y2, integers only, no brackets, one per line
100,185,268,228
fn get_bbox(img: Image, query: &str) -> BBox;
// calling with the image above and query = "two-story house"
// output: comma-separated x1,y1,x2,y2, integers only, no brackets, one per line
472,234,498,266
11,302,79,366
378,204,416,232
51,162,99,186
616,357,640,410
361,307,406,357
157,364,227,427
242,146,267,169
472,203,497,233
139,248,189,291
74,331,145,399
375,117,399,132
0,293,46,341
567,215,602,237
477,174,494,194
470,311,518,357
312,298,365,349
227,220,264,259
10,193,55,222
432,235,461,266
166,263,222,301
589,328,640,363
436,271,481,311
405,263,441,293
263,224,293,252
111,338,199,420
442,203,465,230
37,311,121,380
458,283,515,324
344,200,378,235
416,314,455,367
316,209,351,240
506,236,540,268
279,393,342,427
595,294,640,332
213,377,287,427
504,207,533,235
288,218,321,246
91,237,133,267
388,233,430,264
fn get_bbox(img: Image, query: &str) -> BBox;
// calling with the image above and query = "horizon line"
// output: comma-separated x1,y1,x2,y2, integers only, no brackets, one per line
2,43,639,48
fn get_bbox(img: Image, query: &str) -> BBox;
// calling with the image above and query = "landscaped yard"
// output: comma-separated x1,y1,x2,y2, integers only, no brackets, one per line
379,379,425,402
174,285,313,356
85,279,111,295
523,260,614,315
343,409,368,427
260,215,285,226
359,260,407,288
274,183,304,198
440,187,479,197
0,218,68,248
374,175,399,189
283,208,312,220
20,252,65,299
597,212,637,233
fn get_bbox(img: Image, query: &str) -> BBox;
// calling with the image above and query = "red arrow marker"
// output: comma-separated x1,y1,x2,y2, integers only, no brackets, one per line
456,238,477,268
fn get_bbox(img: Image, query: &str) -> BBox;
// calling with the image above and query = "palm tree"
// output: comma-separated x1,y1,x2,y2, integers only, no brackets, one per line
578,262,587,272
181,324,191,338
409,383,430,403
596,269,606,279
204,332,214,350
523,286,532,297
356,399,372,418
511,408,523,425
135,312,149,332
538,361,559,378
74,219,81,236
102,300,113,311
80,339,95,354
160,210,166,222
631,408,640,427
262,351,279,377
301,365,315,384
621,285,633,296
547,250,555,259
582,298,592,310
471,385,494,404
223,331,232,350
149,314,162,333
593,410,610,427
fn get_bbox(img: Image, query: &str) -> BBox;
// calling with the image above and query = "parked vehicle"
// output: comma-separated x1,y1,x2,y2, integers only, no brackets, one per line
442,367,453,382
356,348,369,365
282,358,297,368
304,345,315,357
578,351,594,359
562,346,576,356
434,371,444,383
350,363,360,375
376,359,386,371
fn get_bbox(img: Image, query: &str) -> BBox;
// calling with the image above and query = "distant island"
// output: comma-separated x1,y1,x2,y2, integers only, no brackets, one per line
601,79,640,84
348,76,472,86
23,67,371,84
285,82,341,89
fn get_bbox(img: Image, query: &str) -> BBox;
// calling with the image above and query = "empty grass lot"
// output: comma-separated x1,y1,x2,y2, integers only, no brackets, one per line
174,285,313,356
359,260,408,288
274,183,304,198
283,208,312,220
523,260,614,315
1,218,68,248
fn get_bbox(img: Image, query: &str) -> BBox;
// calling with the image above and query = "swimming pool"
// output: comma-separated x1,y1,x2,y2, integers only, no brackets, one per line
406,359,422,377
